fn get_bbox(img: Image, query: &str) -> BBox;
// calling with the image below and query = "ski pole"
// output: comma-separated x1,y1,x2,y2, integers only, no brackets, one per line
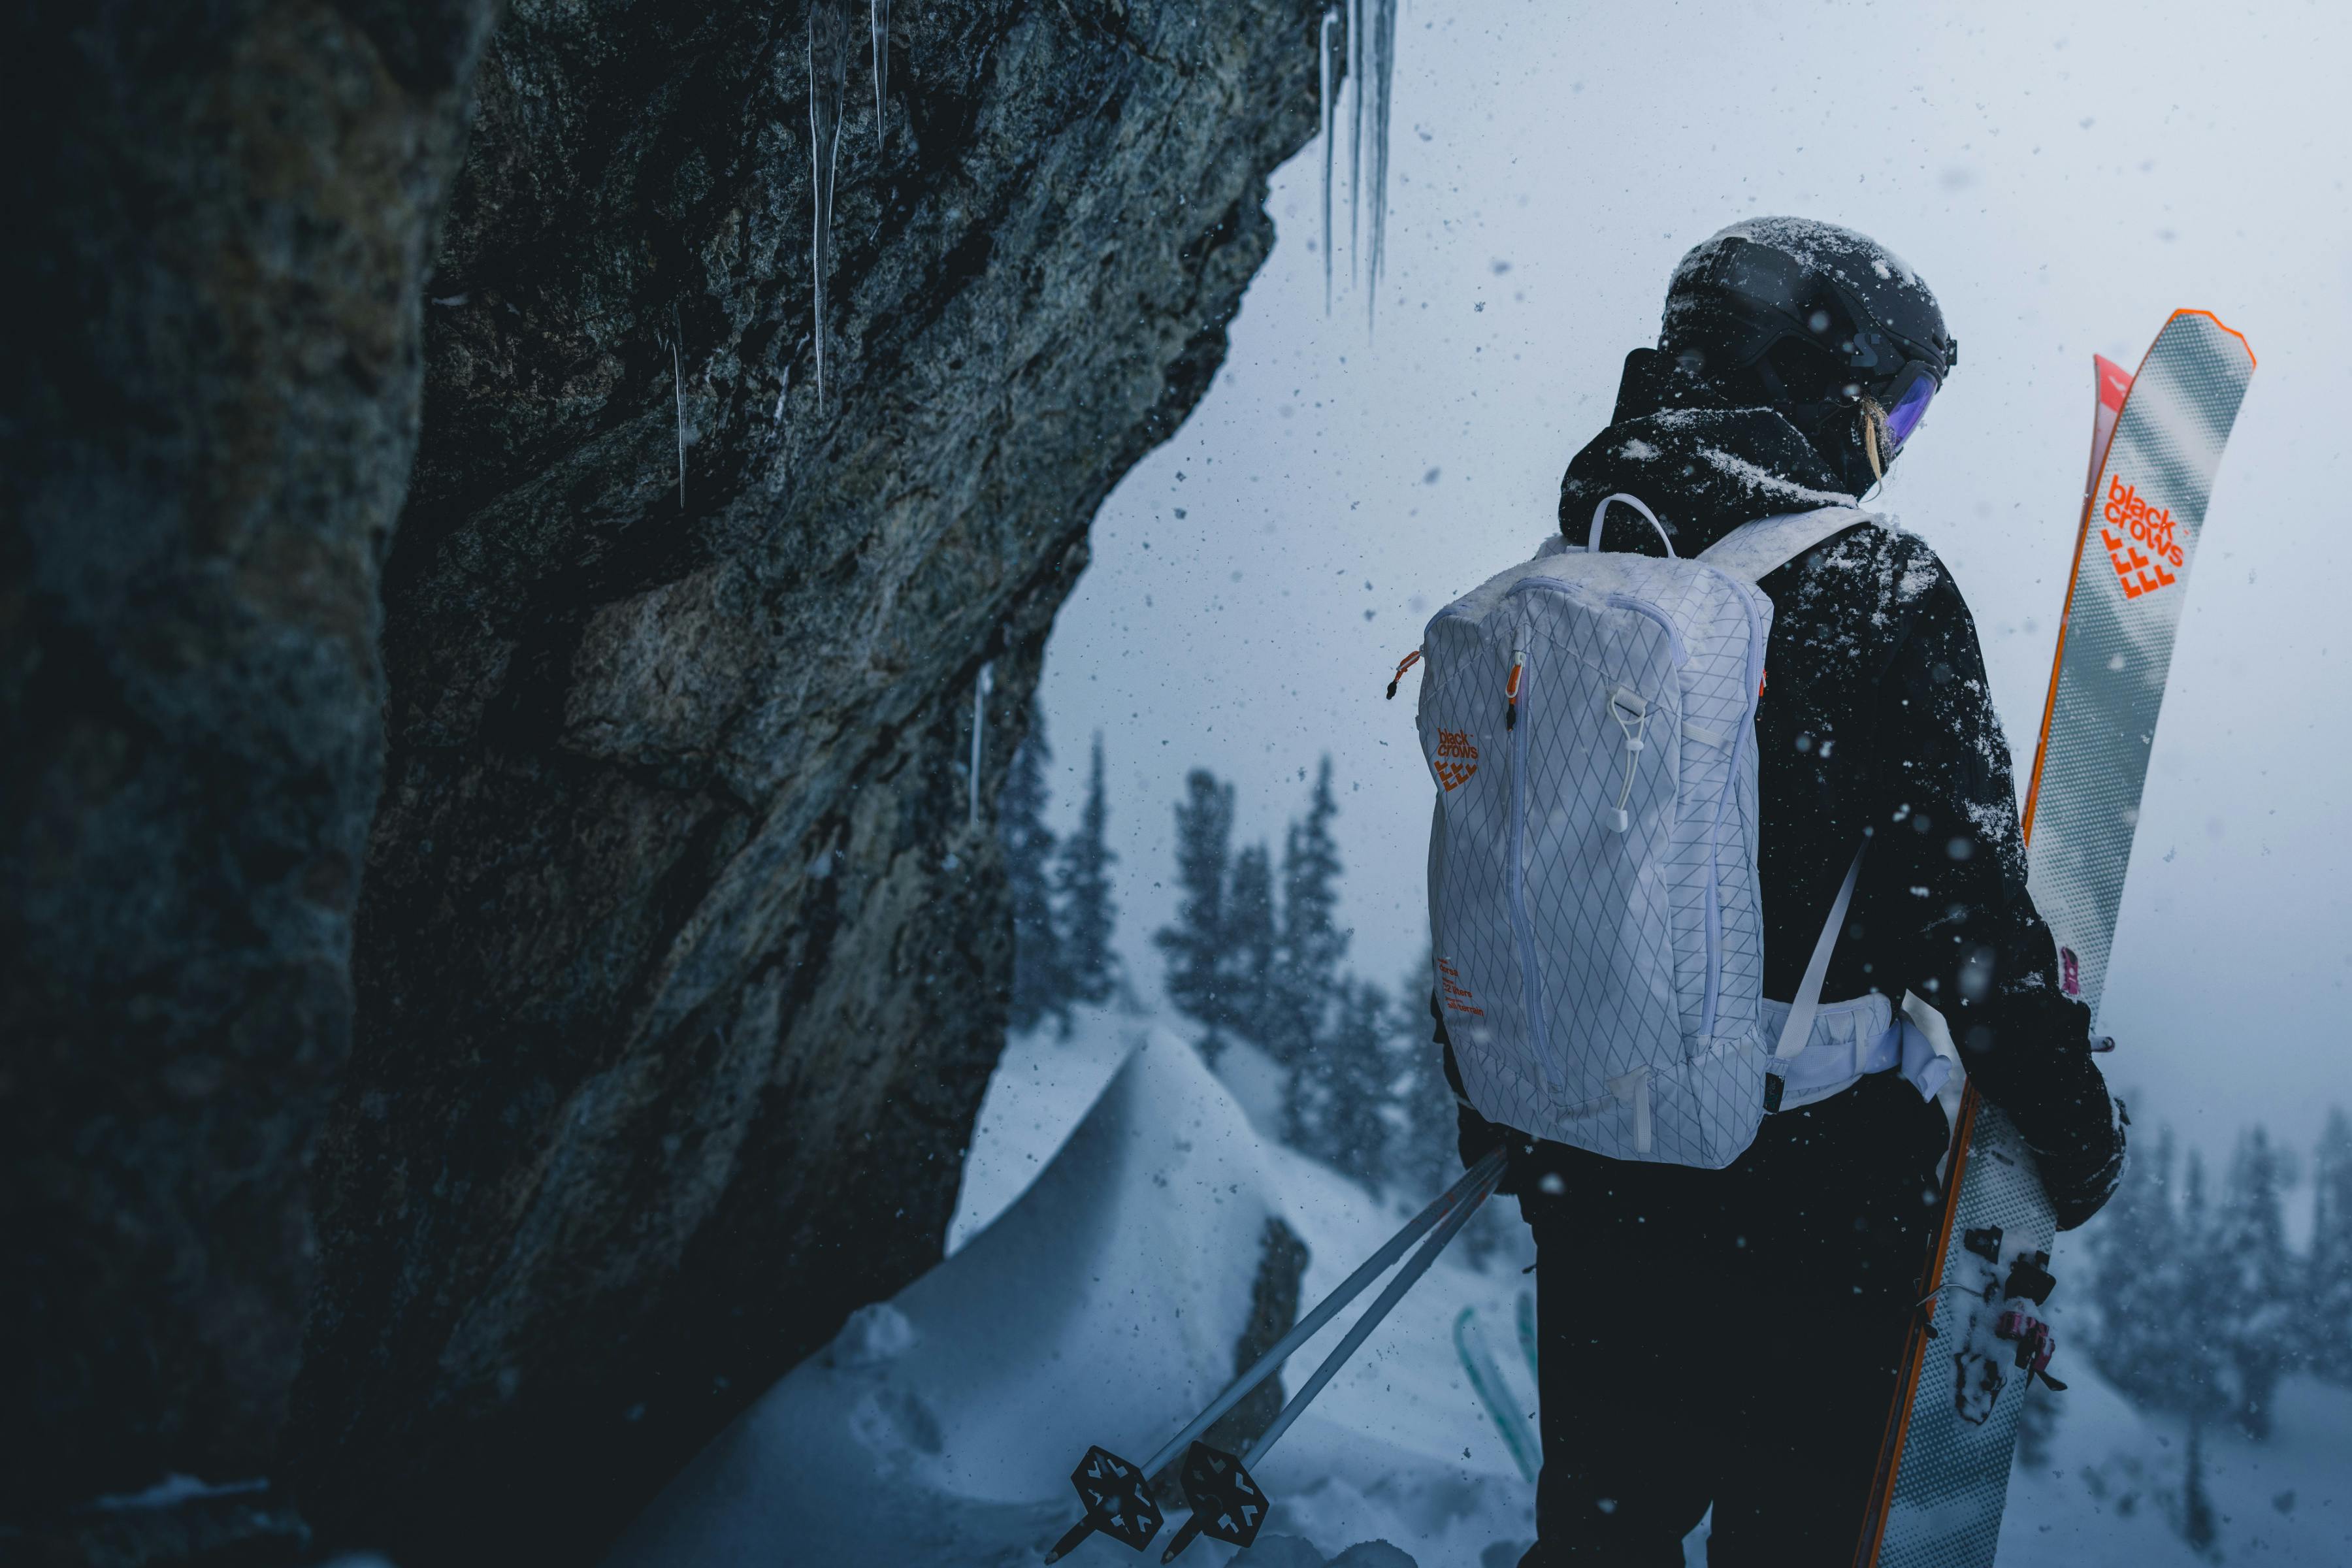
1158,1155,1505,1561
1143,1147,1505,1476
1043,1149,1506,1561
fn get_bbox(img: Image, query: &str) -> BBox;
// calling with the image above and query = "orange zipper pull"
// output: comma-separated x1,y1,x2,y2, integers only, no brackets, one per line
1385,649,1422,700
1505,649,1526,730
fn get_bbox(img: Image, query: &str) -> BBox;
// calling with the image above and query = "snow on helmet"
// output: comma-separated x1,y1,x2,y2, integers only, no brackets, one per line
1660,217,1956,495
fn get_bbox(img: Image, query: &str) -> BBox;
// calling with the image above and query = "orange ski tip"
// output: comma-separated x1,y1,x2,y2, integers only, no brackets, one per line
2171,307,2256,368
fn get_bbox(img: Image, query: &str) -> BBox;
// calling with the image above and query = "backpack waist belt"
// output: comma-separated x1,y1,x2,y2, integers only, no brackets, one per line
1759,993,1954,1112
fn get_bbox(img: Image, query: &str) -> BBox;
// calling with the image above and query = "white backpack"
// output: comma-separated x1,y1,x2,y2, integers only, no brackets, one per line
1413,497,1873,1169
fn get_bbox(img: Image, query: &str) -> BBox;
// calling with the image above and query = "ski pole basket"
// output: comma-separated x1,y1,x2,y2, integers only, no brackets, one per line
1042,1150,1506,1561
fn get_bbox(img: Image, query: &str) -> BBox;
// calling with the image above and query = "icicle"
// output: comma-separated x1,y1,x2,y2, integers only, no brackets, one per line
870,0,889,128
808,0,852,410
669,310,687,509
1345,0,1363,285
968,661,995,829
1318,6,1341,314
1358,0,1397,327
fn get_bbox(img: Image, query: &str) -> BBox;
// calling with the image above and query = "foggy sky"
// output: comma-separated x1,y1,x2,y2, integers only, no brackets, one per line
1028,0,2352,1167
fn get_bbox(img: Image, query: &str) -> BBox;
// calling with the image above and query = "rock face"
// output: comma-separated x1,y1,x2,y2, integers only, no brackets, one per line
0,0,498,1533
291,1,1321,1562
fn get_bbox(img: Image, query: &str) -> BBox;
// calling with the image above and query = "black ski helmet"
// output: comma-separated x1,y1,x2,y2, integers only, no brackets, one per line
1659,218,1956,495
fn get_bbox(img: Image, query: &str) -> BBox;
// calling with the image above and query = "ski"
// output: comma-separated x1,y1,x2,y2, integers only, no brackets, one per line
1454,1305,1539,1484
1852,309,2256,1568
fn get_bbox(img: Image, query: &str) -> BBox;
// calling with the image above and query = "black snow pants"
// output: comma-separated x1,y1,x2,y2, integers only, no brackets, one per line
1512,1071,1951,1567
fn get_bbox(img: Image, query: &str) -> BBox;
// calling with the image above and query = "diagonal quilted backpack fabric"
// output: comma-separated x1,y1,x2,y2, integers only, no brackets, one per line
1419,499,1870,1168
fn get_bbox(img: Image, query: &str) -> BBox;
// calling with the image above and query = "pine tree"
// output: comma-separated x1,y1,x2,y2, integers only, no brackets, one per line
1271,757,1348,1070
2181,1416,2218,1552
2087,1126,2180,1409
1315,978,1399,1189
1002,719,1062,1034
2173,1147,2231,1552
2014,1380,2059,1473
1053,733,1120,1017
1225,843,1279,1055
1262,758,1351,1149
2174,1149,2233,1429
1157,770,1236,1056
1391,959,1459,1200
2308,1107,2352,1386
2213,1126,2298,1439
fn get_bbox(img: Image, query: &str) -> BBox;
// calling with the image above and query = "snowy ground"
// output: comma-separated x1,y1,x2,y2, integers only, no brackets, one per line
604,1011,2349,1567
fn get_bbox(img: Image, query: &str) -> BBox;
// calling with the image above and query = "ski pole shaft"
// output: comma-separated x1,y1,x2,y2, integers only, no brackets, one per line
1249,1156,1501,1459
1158,1160,1504,1565
1137,1147,1505,1477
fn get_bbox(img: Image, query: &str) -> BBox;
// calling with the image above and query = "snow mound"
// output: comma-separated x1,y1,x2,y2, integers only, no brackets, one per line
604,1028,1405,1566
949,1007,1144,1252
1235,1539,1418,1568
894,1026,1283,1501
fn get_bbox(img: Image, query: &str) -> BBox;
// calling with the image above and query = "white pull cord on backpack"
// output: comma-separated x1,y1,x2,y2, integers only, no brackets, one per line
1588,492,1676,555
1607,687,1648,834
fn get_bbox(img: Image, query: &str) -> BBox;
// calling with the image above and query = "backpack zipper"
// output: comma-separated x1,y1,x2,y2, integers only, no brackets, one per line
1504,634,1559,1097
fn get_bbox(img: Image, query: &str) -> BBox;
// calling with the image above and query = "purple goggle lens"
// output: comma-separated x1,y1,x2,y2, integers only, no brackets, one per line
1882,371,1936,448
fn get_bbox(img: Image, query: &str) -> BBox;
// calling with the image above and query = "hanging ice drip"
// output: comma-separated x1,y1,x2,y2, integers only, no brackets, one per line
806,1,851,410
804,0,892,410
1316,0,1400,325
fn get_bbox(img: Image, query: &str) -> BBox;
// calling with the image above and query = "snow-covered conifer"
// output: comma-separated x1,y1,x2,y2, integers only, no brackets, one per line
1315,977,1398,1188
1053,733,1120,1016
2309,1107,2352,1384
1156,771,1237,1056
1002,721,1062,1034
1271,757,1349,1068
1226,843,1280,1059
2212,1127,2298,1437
2087,1125,2179,1408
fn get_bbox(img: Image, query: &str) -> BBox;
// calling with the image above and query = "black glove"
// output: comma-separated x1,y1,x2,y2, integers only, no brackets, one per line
2031,1091,2129,1232
1963,996,2127,1232
1431,992,1520,1196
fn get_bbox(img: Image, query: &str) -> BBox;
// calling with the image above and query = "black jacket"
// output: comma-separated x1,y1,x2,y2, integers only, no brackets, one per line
1443,350,2123,1224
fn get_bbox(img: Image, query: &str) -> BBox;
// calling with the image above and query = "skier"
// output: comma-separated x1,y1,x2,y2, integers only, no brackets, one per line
1430,219,2129,1565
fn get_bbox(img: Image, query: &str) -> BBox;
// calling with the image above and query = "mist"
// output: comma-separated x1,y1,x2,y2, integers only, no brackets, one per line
1034,0,2352,1167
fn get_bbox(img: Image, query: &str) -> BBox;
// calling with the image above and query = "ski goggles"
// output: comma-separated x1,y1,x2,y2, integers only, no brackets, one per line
1876,361,1939,449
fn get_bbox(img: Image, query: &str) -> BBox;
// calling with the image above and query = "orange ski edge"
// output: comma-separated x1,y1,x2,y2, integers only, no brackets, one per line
1850,1082,1985,1566
2170,306,2255,369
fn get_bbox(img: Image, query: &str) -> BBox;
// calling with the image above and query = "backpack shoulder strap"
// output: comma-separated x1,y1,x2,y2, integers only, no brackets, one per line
1770,840,1869,1062
1696,505,1876,584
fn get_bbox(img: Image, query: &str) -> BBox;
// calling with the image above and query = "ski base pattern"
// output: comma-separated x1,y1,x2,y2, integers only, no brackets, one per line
1868,1095,2059,1565
1855,308,2255,1568
1418,506,1863,1168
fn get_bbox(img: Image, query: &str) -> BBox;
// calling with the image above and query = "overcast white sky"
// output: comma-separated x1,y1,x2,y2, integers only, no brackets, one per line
1028,0,2352,1166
